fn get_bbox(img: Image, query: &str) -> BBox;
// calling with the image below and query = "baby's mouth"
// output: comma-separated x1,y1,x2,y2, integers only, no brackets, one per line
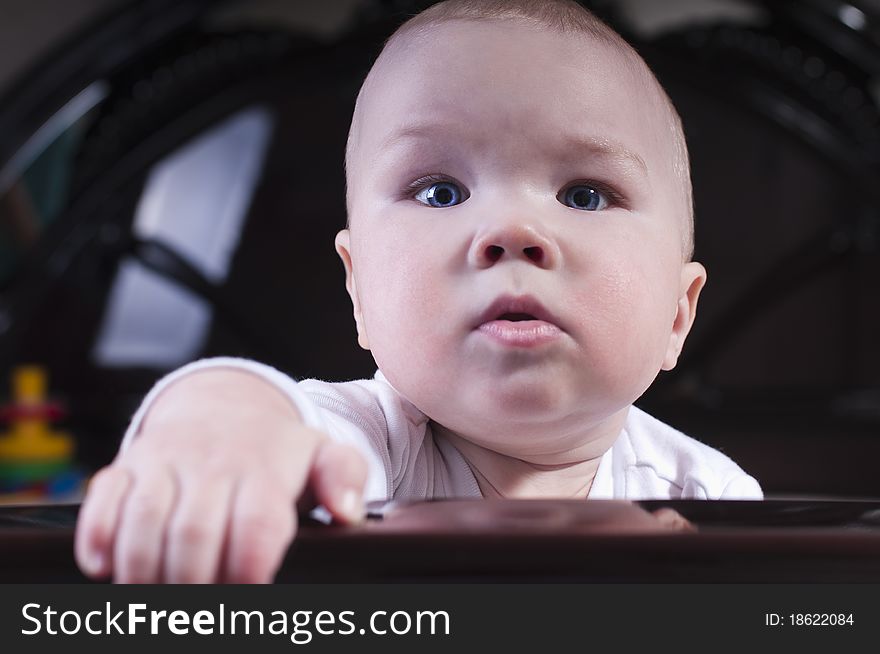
474,295,565,348
497,312,538,322
475,295,563,331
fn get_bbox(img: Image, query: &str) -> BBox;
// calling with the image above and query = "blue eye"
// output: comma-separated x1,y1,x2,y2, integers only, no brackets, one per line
414,181,465,208
561,184,608,211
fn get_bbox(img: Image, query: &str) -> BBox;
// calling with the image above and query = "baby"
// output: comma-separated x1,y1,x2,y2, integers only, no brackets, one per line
75,0,761,583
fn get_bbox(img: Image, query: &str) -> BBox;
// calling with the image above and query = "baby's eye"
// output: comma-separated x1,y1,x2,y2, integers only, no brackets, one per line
559,184,609,211
413,181,466,208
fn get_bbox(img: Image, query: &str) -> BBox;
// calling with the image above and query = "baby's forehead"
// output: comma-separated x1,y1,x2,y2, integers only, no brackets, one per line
353,20,667,155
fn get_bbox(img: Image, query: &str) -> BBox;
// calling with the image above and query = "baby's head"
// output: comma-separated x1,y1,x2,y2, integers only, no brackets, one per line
335,0,706,458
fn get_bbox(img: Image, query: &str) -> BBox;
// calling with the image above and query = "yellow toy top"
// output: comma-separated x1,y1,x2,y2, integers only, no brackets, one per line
0,365,73,462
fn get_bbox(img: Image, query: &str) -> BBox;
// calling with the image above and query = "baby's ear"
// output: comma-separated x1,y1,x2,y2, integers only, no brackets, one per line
335,229,370,350
661,262,707,371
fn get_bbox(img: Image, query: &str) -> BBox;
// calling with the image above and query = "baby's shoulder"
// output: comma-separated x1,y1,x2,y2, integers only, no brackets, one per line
621,406,760,499
297,373,428,435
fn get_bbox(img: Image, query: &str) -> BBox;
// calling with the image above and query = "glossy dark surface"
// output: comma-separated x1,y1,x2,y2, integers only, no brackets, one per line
3,499,880,582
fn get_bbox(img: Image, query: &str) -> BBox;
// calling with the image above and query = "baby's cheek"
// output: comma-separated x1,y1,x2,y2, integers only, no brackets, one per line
571,264,674,396
359,253,453,371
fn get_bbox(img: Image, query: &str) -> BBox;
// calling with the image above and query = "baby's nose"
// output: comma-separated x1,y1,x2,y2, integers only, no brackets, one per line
468,224,560,269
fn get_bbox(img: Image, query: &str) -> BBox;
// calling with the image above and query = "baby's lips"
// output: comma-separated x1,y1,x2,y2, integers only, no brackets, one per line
474,293,564,330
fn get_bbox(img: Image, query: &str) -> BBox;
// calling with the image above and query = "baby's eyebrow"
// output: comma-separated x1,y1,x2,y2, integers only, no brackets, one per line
558,134,649,178
377,122,649,179
379,122,465,152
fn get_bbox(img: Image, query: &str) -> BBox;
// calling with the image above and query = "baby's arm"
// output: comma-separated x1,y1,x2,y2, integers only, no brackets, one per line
74,366,368,583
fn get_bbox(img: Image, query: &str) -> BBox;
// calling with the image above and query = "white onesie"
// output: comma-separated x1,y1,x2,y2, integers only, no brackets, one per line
121,357,763,501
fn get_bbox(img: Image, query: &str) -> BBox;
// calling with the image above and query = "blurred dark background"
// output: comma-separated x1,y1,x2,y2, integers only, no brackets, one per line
0,0,878,499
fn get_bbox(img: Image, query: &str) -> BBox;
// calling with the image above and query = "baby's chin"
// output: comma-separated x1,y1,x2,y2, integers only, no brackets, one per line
475,375,578,415
418,372,621,434
380,356,641,438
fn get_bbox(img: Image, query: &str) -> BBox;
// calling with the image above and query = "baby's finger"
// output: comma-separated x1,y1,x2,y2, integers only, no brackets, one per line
223,478,296,584
75,466,132,579
163,474,236,583
310,441,368,524
113,464,176,583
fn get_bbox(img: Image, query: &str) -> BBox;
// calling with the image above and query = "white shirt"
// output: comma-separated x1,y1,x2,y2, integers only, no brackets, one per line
122,357,763,501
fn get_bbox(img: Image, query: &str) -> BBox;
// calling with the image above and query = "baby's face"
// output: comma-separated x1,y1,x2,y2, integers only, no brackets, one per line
337,20,705,456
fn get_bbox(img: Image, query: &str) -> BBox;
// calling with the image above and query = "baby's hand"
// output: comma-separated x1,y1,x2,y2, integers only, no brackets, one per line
74,369,367,583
